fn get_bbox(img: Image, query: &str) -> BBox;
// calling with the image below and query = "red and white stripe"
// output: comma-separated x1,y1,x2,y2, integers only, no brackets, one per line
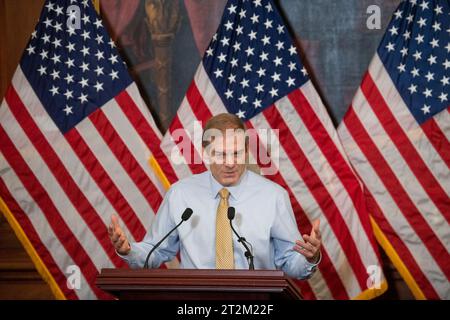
158,63,385,299
0,67,167,299
338,53,450,299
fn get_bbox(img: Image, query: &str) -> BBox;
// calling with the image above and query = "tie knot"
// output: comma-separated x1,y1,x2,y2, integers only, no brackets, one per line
219,188,230,200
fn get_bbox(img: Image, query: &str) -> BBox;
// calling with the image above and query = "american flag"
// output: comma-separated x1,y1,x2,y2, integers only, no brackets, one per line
156,0,386,299
338,0,450,299
0,0,167,299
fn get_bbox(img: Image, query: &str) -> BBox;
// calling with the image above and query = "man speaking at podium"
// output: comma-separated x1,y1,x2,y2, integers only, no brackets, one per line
108,113,321,279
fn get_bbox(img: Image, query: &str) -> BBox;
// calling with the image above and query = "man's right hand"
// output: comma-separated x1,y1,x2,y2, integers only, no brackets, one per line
108,214,131,255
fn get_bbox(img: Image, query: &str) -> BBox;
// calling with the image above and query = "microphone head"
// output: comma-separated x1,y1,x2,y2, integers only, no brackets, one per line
181,208,193,221
227,207,235,220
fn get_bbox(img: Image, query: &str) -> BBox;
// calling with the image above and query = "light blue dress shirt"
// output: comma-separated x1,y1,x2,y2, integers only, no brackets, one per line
120,170,319,279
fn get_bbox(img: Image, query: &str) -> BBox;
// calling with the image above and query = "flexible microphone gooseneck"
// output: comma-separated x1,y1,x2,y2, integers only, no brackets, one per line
227,207,255,270
143,208,193,268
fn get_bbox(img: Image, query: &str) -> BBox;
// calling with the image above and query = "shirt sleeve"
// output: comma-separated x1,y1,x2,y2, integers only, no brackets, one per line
270,189,319,280
117,187,180,269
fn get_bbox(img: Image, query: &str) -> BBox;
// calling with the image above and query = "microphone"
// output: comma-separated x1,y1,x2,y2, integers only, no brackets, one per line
227,207,255,270
143,208,193,268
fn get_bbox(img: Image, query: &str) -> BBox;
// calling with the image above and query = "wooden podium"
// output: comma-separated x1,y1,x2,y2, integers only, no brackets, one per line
96,269,303,300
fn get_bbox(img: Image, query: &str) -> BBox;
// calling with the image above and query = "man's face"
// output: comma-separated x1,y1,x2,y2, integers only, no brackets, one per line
205,130,247,187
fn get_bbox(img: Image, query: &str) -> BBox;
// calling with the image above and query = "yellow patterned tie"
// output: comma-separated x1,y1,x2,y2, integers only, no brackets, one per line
215,188,234,269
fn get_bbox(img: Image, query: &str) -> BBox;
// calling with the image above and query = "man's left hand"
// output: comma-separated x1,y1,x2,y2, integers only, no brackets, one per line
293,219,321,264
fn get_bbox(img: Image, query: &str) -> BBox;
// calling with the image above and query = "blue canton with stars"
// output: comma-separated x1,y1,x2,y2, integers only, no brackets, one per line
378,0,450,125
203,0,309,121
20,0,132,134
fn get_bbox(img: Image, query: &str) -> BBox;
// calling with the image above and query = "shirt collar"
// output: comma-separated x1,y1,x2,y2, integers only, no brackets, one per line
209,169,248,201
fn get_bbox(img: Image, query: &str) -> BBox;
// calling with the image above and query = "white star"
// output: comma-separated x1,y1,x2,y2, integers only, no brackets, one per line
220,37,230,46
43,17,52,28
286,77,296,87
253,99,262,108
228,74,236,84
397,63,406,73
245,46,255,56
212,33,218,42
45,1,54,11
421,104,431,114
394,9,403,19
94,18,103,28
50,69,60,80
413,50,422,60
236,25,244,35
49,85,59,96
109,70,119,80
275,40,284,50
240,78,250,88
214,68,223,78
443,59,450,69
66,42,76,52
81,46,90,56
259,51,269,61
243,63,252,72
277,25,284,34
79,77,89,88
53,22,63,32
233,42,241,51
427,54,437,65
264,19,273,29
224,89,233,99
63,105,73,115
406,14,414,23
239,9,246,19
400,47,408,57
434,5,443,15
265,2,273,12
255,83,264,93
109,39,116,48
301,67,308,76
403,30,411,40
94,66,104,76
236,110,246,119
253,0,262,7
54,5,63,16
94,81,104,92
430,38,439,48
424,71,434,82
39,49,48,60
445,43,450,53
26,45,35,55
206,47,213,57
227,4,237,14
52,38,62,48
417,17,427,27
410,67,420,77
273,56,283,66
65,58,75,69
441,76,449,86
389,26,398,36
419,1,429,11
269,87,278,97
63,89,73,99
80,62,90,72
109,54,118,64
408,84,417,94
42,34,51,44
288,61,297,71
423,88,432,98
432,22,441,32
271,72,281,82
250,13,259,24
81,30,90,40
224,20,233,31
248,30,257,40
65,73,74,84
95,50,105,60
67,27,76,36
95,34,104,44
288,45,296,56
238,94,248,104
31,30,37,39
78,93,88,104
261,35,271,45
385,42,395,52
51,54,61,64
256,68,266,77
230,58,238,67
438,92,448,103
217,52,227,63
82,15,90,24
415,34,424,44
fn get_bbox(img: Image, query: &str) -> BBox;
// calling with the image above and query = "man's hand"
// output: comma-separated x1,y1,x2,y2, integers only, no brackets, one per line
108,214,131,255
293,219,321,264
